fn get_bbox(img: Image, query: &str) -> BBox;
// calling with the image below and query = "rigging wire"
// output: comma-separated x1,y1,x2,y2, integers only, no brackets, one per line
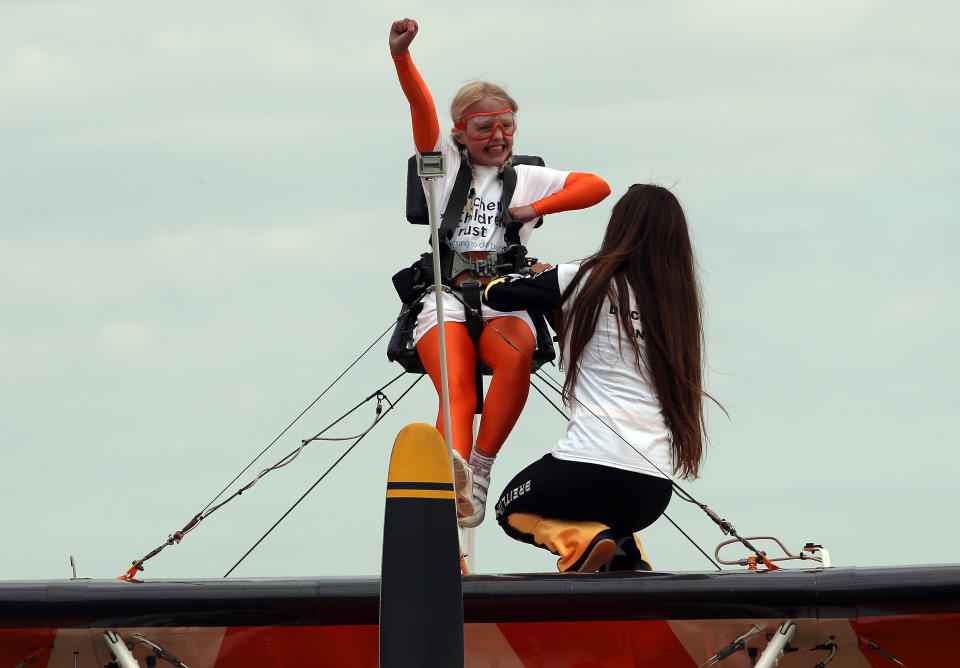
119,372,407,580
660,513,721,571
118,312,413,580
224,373,424,577
201,375,406,519
529,374,569,421
200,318,401,515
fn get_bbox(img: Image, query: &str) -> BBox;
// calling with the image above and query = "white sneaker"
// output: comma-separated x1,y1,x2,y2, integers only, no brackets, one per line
451,451,475,519
458,465,490,528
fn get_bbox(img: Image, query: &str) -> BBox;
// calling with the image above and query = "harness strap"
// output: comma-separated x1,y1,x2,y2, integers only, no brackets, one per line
439,160,473,242
459,280,486,414
500,166,522,246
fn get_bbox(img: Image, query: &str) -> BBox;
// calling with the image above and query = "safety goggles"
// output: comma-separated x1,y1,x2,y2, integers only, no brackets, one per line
455,108,517,141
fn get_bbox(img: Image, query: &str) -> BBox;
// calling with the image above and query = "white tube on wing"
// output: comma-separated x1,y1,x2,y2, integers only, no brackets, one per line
103,631,142,668
754,621,797,668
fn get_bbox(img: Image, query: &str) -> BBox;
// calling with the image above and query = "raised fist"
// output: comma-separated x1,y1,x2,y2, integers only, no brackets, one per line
389,18,418,56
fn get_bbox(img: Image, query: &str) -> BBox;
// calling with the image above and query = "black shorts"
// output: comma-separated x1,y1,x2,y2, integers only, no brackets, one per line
494,453,673,537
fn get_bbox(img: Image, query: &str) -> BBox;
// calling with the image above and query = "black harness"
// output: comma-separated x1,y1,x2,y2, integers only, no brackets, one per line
438,160,528,284
387,155,556,410
398,154,544,290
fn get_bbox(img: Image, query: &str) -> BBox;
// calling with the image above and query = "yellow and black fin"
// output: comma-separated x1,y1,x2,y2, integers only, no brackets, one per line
379,423,463,667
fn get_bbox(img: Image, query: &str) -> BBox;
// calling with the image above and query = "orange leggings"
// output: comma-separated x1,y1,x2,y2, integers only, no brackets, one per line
417,318,535,460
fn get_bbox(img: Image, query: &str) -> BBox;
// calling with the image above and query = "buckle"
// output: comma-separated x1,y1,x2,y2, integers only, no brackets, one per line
470,251,499,277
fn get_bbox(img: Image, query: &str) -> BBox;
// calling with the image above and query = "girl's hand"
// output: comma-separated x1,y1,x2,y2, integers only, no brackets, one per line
507,205,538,223
530,262,553,274
389,18,418,56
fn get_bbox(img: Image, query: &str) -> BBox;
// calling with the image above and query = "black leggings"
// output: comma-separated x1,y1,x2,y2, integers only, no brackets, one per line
494,453,673,541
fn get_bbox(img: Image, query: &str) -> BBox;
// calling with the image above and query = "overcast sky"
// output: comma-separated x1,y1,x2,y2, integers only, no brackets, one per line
2,1,958,581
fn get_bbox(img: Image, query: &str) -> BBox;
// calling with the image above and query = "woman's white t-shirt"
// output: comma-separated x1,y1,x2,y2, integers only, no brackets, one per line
552,264,673,478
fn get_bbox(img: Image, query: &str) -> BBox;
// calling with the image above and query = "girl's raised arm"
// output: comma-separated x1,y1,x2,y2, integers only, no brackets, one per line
389,18,440,153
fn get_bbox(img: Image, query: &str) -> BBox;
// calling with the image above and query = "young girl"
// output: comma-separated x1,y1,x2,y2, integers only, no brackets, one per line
483,185,711,572
389,18,610,528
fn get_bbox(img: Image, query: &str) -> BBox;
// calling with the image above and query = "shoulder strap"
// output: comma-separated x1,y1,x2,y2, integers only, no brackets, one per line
438,160,473,241
500,165,522,245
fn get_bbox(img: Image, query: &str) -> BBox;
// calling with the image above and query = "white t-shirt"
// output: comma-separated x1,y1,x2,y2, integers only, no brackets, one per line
552,264,673,478
413,137,570,343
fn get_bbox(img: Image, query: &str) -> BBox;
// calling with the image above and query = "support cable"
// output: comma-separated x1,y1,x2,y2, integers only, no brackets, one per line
117,311,411,580
200,318,402,515
119,373,407,580
529,374,569,421
660,513,721,571
202,376,405,518
223,373,424,577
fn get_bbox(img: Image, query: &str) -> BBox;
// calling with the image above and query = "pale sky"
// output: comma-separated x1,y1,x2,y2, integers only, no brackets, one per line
2,1,958,581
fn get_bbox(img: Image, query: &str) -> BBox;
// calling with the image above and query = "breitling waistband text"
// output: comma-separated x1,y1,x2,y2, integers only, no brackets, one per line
495,479,532,517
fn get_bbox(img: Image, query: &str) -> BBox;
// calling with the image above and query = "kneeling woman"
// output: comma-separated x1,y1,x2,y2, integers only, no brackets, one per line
483,184,712,572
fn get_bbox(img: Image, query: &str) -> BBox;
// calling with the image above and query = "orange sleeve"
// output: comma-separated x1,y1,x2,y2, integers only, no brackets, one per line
392,53,441,153
531,172,612,216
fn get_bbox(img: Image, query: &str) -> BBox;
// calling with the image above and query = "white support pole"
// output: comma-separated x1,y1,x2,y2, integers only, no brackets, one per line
422,160,454,458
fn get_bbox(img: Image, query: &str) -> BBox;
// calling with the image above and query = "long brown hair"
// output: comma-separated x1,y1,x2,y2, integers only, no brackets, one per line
557,184,710,479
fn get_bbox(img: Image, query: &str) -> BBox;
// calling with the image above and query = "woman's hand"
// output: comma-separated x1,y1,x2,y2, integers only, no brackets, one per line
389,18,418,56
529,262,553,274
507,205,539,223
